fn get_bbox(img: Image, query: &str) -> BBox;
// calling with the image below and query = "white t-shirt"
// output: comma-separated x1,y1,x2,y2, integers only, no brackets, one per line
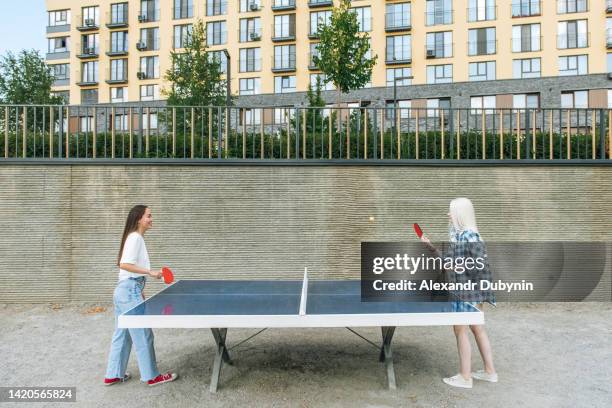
118,232,151,281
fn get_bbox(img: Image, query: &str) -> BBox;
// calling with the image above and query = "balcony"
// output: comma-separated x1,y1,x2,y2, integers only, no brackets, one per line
385,49,411,65
271,56,296,73
46,24,70,34
173,6,194,20
467,40,497,56
467,6,496,22
106,72,128,85
556,33,589,49
272,0,296,11
511,1,541,18
106,11,128,28
424,43,453,59
138,9,160,23
76,72,98,86
76,17,99,31
106,40,128,56
239,28,262,43
308,0,333,8
46,51,70,60
385,12,411,32
272,24,296,42
425,10,453,26
76,45,99,59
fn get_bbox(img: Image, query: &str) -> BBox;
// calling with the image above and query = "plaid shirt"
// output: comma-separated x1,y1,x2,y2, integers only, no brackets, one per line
444,229,496,305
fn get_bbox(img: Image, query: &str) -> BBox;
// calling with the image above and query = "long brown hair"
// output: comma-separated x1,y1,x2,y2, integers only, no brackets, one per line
117,205,148,266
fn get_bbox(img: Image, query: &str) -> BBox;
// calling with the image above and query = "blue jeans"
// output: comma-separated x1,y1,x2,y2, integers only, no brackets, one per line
105,277,160,382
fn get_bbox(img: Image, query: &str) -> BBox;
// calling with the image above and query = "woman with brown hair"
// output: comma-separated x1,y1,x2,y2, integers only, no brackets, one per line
104,205,178,387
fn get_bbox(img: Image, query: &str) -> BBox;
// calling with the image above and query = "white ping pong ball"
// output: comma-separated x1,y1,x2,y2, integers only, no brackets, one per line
368,216,375,222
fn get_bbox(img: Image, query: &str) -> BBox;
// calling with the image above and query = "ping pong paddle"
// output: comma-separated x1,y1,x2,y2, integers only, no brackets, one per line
162,304,174,315
161,267,174,284
413,223,424,239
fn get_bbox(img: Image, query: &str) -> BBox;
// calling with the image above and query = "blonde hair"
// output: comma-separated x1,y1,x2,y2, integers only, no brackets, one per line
449,198,479,233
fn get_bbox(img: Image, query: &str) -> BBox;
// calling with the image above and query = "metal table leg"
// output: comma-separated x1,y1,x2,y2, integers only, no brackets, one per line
210,328,232,393
379,326,397,390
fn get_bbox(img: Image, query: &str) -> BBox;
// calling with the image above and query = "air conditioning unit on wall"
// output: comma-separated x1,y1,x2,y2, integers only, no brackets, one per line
426,49,436,58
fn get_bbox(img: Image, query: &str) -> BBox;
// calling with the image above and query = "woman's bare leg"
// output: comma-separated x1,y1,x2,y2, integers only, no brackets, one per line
470,324,496,374
453,325,471,379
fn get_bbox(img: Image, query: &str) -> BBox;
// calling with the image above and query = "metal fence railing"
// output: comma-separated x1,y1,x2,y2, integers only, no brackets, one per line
0,105,611,161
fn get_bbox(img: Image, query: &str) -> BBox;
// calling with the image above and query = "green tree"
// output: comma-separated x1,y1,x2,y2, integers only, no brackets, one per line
163,19,227,106
313,0,377,114
0,49,62,104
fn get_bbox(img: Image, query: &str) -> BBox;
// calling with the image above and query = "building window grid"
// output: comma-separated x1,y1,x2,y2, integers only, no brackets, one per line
139,56,160,79
557,20,588,49
174,24,193,49
239,78,261,95
110,3,128,25
426,31,453,58
469,61,496,81
81,6,100,27
557,0,588,14
513,57,541,78
240,18,262,42
274,45,296,70
559,55,588,76
207,21,227,45
386,35,412,62
51,64,70,80
512,23,541,52
206,0,227,16
468,0,496,22
511,0,541,17
110,59,128,81
174,0,194,19
239,48,261,72
81,61,99,83
310,10,331,36
140,27,160,50
386,67,413,87
386,3,411,30
426,64,453,84
468,27,496,56
111,31,128,53
274,76,296,93
426,0,453,26
48,10,70,26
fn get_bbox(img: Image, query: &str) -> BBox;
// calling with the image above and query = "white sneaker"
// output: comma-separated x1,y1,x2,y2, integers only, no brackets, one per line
472,370,498,383
443,374,473,389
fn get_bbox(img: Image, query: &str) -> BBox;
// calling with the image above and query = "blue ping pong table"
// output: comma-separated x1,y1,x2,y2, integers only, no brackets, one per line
119,278,483,392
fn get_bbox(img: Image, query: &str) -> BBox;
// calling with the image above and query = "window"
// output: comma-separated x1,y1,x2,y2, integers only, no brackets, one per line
608,53,612,73
557,0,587,14
239,48,261,72
609,90,612,109
274,76,296,93
51,64,69,80
48,10,70,26
513,94,539,109
274,14,295,39
310,11,331,37
48,37,69,53
386,2,411,30
174,24,192,48
512,24,541,52
81,61,98,83
110,87,128,103
469,61,496,81
110,31,128,53
174,0,193,19
309,43,319,68
140,0,160,21
386,35,412,62
310,74,335,91
274,0,295,9
426,31,452,58
139,56,159,79
208,51,228,73
608,18,612,47
81,89,98,104
80,116,94,132
243,109,261,126
468,0,495,22
386,67,413,87
142,113,158,130
140,27,159,50
110,59,128,81
207,0,227,16
426,98,451,117
240,17,262,42
240,0,261,12
470,95,496,114
239,78,260,95
81,6,99,26
352,7,371,32
207,21,227,45
385,100,411,119
512,0,540,17
513,58,541,78
559,55,588,76
561,90,588,109
426,0,452,26
110,3,128,24
113,113,129,130
140,84,159,101
557,20,588,49
274,45,296,70
80,34,99,55
274,108,295,125
426,64,453,84
468,27,496,56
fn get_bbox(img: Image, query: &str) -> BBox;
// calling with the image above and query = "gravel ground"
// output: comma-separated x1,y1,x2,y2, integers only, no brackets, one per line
0,302,611,408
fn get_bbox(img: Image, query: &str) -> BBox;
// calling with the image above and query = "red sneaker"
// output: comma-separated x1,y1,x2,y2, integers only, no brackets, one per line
104,372,131,386
147,372,178,387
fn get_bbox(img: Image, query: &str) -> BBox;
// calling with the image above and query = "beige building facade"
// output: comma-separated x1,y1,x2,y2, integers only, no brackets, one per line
45,0,612,107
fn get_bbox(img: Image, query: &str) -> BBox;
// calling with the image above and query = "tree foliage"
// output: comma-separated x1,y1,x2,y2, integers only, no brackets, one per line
0,50,62,104
164,20,228,106
312,0,377,98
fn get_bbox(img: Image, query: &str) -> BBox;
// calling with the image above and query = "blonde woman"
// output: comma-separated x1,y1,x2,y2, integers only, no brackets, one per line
421,198,497,389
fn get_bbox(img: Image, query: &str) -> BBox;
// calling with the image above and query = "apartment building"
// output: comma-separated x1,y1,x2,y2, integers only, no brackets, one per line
45,0,611,109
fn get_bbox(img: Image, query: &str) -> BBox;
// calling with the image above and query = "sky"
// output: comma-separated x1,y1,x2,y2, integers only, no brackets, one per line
0,1,47,57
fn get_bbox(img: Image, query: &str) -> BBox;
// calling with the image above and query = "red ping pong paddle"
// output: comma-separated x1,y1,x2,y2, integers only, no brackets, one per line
161,267,174,284
413,223,424,239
